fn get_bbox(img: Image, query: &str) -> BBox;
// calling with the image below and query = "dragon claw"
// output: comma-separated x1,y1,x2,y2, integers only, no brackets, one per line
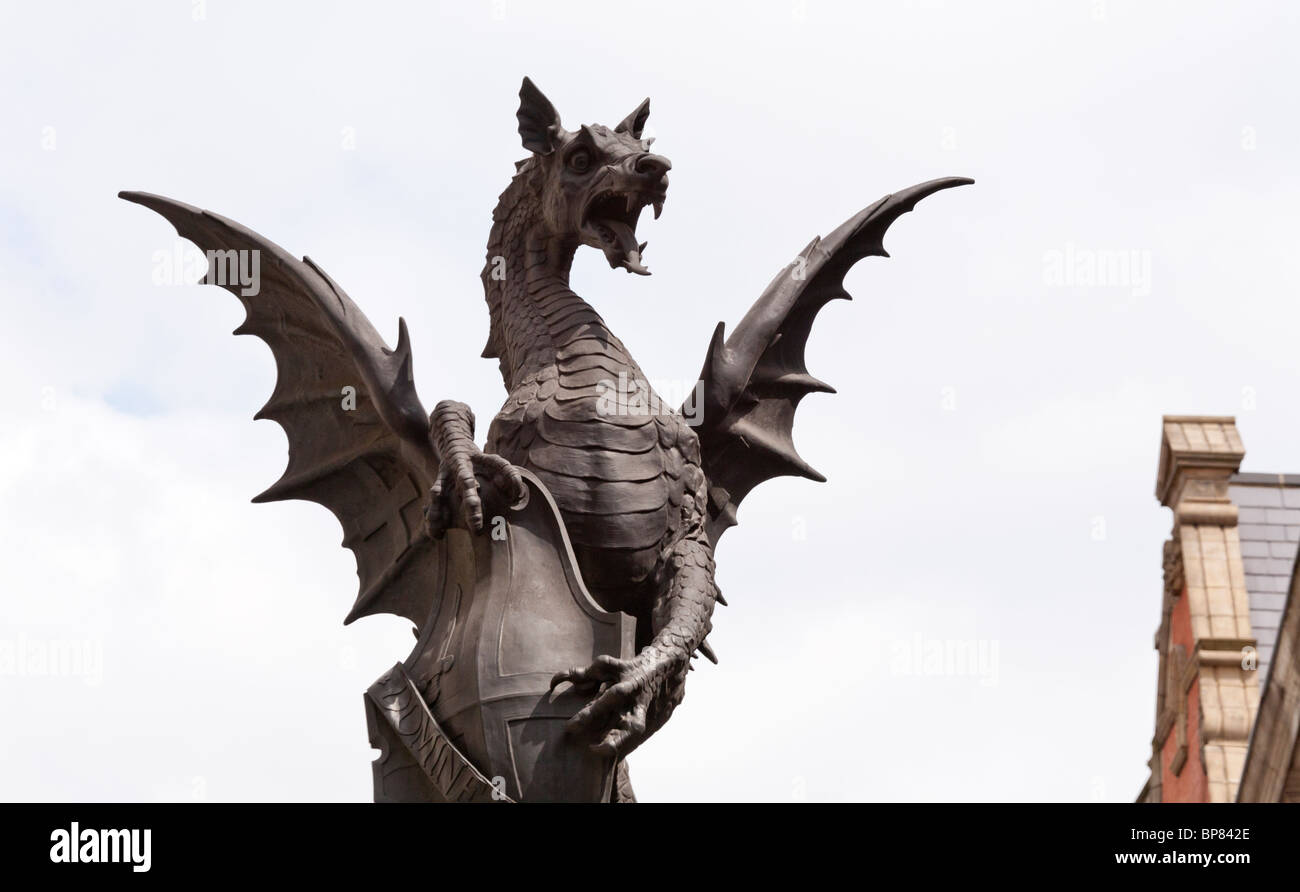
550,654,623,694
425,450,527,538
552,651,687,758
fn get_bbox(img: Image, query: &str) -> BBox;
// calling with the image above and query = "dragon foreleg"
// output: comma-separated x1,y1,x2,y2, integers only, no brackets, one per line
425,400,526,536
551,512,719,757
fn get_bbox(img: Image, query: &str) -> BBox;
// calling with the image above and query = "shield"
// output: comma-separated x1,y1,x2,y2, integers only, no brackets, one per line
365,469,636,803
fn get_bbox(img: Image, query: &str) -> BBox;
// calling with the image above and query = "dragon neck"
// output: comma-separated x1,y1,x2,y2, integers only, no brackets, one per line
482,165,617,390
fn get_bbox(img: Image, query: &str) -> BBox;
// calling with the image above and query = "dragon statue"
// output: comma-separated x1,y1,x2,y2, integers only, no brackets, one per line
121,77,970,802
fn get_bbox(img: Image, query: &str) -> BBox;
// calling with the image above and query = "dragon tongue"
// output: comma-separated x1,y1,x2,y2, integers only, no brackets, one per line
621,250,650,276
599,218,649,274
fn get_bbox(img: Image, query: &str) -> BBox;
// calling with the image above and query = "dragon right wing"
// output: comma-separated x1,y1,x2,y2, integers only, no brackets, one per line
120,192,440,626
686,177,972,545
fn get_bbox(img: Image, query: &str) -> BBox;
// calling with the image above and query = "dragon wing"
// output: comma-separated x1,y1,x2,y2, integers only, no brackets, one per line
687,177,972,545
120,192,440,626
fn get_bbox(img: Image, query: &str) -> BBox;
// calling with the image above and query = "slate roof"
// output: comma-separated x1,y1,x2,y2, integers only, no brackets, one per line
1230,473,1300,686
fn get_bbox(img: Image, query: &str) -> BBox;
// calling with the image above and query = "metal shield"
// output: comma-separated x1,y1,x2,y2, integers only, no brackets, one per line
366,469,636,803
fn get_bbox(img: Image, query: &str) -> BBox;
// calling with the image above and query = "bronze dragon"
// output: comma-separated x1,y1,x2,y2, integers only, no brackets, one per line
120,77,969,798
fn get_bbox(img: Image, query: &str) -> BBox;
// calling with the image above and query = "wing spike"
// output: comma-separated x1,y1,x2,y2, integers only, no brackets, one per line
394,316,411,359
251,435,387,503
253,390,342,422
727,417,826,483
751,369,836,395
344,539,429,625
393,317,418,393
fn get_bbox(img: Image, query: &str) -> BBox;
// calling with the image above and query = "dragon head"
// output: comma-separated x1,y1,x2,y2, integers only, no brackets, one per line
515,77,670,275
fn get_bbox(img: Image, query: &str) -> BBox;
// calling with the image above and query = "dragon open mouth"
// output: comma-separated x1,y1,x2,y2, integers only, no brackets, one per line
582,189,664,275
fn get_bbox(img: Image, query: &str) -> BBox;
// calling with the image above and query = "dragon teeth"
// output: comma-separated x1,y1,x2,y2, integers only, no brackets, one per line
653,198,663,220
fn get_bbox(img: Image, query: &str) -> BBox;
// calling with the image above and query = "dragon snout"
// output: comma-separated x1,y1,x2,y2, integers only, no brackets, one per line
634,153,672,179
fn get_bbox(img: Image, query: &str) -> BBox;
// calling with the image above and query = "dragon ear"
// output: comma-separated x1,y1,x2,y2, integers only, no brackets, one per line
517,76,563,155
614,97,650,139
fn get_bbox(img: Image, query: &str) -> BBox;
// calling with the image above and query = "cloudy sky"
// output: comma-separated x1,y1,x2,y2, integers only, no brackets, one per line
2,1,1298,802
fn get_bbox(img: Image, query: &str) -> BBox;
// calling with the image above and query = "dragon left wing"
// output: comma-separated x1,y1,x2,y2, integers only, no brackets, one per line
686,177,973,545
120,192,440,626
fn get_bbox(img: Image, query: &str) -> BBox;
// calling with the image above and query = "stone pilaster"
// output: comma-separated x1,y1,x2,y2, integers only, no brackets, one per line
1150,417,1260,802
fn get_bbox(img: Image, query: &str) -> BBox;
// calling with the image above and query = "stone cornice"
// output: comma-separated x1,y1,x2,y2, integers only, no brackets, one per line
1155,416,1245,509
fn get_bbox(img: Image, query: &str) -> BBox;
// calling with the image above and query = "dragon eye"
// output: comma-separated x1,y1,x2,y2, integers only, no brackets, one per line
567,150,592,173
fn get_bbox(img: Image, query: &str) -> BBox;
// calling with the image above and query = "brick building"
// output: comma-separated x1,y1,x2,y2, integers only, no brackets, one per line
1139,416,1300,802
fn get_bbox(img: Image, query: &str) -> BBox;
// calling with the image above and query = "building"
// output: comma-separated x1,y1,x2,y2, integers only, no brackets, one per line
1139,416,1300,802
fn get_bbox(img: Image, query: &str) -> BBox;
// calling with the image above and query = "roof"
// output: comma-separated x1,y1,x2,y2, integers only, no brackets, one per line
1237,523,1300,801
1229,472,1300,685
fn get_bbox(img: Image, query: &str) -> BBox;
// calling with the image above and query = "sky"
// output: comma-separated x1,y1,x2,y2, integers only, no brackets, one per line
2,0,1299,802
